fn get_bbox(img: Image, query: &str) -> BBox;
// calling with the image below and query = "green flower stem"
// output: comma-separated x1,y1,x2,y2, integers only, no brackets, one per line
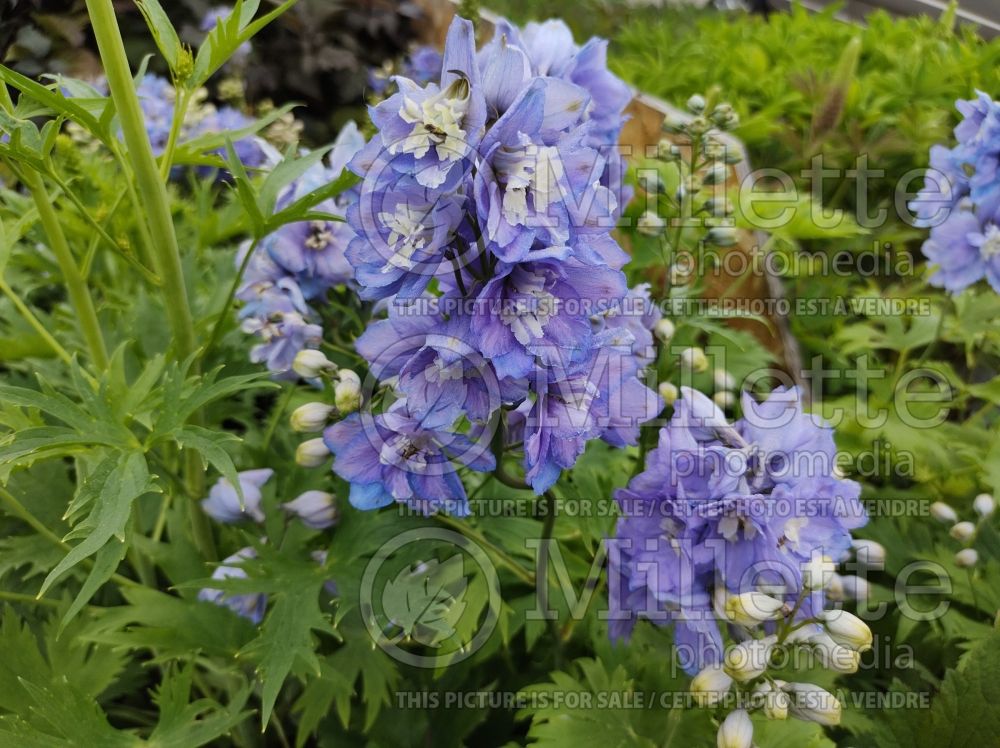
23,168,110,370
537,488,563,668
0,590,61,608
85,0,215,560
159,86,194,181
85,0,196,362
0,275,74,366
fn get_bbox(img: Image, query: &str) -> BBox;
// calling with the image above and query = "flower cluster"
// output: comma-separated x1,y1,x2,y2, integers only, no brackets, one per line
914,91,1000,293
608,387,867,669
236,122,365,375
196,469,339,623
319,16,661,516
929,493,995,569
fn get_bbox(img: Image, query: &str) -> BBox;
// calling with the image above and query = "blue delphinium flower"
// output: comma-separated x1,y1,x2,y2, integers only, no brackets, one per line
201,468,274,523
235,122,363,375
282,490,339,529
323,401,496,516
369,45,444,96
323,15,657,513
608,387,866,672
198,548,268,624
914,91,1000,293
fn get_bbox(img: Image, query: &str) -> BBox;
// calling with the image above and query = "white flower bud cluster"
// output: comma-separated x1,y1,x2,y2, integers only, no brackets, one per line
697,587,873,748
931,494,995,569
290,362,365,467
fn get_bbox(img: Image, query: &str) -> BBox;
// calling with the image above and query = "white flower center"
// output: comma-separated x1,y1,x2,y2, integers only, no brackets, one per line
378,204,431,271
304,220,333,251
980,225,1000,258
393,80,470,163
501,269,559,345
493,140,565,227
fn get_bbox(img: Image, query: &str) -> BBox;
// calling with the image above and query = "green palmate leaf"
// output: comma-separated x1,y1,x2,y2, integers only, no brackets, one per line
518,658,659,748
0,610,126,718
169,425,242,500
145,667,253,748
264,169,358,234
171,103,296,168
0,534,64,582
256,144,333,216
59,537,127,631
82,586,257,659
872,630,1000,747
239,562,335,729
0,427,123,480
0,65,108,144
382,555,469,648
191,0,297,89
324,616,399,731
134,0,183,72
39,450,152,597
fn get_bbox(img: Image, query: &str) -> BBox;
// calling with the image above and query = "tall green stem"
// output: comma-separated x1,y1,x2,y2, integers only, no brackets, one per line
85,0,215,559
24,168,110,370
1,81,109,369
85,0,196,361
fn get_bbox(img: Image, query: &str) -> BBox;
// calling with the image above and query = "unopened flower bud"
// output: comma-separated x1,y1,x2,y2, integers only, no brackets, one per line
680,346,709,373
950,521,976,543
723,636,776,682
713,390,736,409
819,610,872,652
801,555,836,591
291,402,335,433
707,226,738,247
659,382,679,405
282,490,338,529
722,591,786,626
784,682,841,726
654,318,676,343
334,370,363,414
826,572,845,602
690,664,733,707
296,438,330,467
716,709,753,748
852,539,886,569
973,493,995,518
839,575,870,603
955,548,979,568
753,680,789,720
637,210,667,237
713,369,737,391
703,162,730,186
293,349,335,379
810,631,861,673
930,501,957,524
687,94,706,113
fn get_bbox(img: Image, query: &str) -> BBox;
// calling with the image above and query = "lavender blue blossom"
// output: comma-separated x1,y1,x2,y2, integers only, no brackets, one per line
201,468,273,523
323,16,657,507
235,122,363,375
282,490,338,529
608,387,866,672
914,91,1000,293
323,401,495,516
369,45,444,95
198,548,268,624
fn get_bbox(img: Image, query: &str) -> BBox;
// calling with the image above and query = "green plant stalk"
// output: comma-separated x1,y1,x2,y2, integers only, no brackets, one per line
0,86,110,369
0,275,74,366
23,167,110,370
85,0,196,360
85,0,215,560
